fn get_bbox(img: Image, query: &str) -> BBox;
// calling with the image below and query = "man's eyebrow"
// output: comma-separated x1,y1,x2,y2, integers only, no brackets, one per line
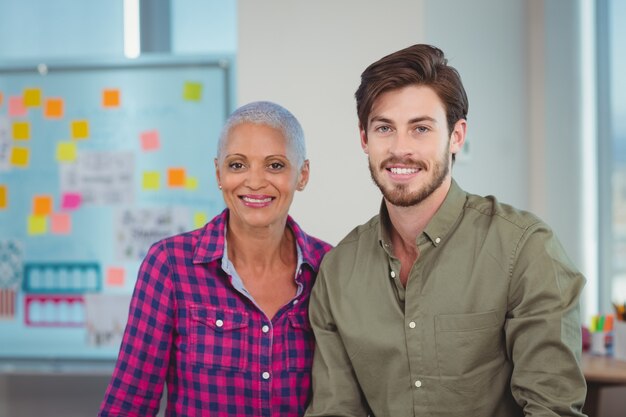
369,115,438,124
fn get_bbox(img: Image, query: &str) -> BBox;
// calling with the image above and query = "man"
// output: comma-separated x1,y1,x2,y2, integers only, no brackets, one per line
305,44,586,416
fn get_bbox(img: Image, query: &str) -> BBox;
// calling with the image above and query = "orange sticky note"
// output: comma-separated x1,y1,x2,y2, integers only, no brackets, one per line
0,185,7,209
142,171,160,190
71,120,89,140
33,195,53,216
167,168,186,187
8,96,27,117
106,267,125,286
56,141,77,162
140,130,160,151
0,91,4,107
10,147,29,167
50,212,71,234
44,98,64,119
27,215,47,235
102,88,121,108
183,82,202,101
12,121,30,140
23,88,42,107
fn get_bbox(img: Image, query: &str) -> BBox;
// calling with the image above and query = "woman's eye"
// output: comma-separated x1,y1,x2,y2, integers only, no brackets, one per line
228,162,244,170
268,162,285,170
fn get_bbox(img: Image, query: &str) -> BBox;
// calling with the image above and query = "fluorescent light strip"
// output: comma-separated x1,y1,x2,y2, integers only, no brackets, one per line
124,0,141,58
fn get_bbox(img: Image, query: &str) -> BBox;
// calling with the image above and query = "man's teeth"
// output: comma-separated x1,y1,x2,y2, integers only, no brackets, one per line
242,196,272,203
389,167,418,175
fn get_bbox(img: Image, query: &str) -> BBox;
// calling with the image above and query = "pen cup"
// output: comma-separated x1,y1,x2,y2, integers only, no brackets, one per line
590,331,608,355
613,320,626,361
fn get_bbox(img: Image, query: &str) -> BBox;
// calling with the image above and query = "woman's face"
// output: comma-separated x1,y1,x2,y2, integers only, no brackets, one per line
215,122,309,231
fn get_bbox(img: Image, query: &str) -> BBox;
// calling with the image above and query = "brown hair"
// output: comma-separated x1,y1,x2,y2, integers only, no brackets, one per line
355,44,468,136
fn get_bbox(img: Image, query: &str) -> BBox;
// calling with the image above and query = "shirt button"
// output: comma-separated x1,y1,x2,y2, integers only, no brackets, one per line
293,299,298,305
262,372,270,380
435,237,441,244
390,271,396,278
415,380,422,388
262,325,270,333
215,319,224,327
408,321,416,329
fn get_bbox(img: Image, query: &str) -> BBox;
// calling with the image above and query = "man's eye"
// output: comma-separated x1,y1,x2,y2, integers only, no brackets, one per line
376,126,392,133
416,126,430,133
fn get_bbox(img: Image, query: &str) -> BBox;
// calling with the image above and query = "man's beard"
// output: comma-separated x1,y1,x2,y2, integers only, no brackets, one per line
368,149,450,207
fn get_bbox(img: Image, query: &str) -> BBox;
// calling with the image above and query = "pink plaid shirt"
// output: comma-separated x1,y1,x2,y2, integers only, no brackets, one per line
99,209,331,417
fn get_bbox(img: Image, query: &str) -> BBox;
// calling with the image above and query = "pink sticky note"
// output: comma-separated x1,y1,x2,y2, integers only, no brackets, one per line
8,96,27,117
106,267,125,286
60,192,82,210
140,130,161,151
50,212,71,235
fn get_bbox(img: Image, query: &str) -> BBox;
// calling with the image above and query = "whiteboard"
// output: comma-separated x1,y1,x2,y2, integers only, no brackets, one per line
0,55,231,360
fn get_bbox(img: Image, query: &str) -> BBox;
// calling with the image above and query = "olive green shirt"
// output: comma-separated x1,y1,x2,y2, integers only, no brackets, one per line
306,180,586,417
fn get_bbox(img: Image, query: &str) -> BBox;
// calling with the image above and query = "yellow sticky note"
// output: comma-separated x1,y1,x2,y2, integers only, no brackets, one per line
24,88,42,107
142,171,160,190
0,185,7,209
71,120,89,140
56,141,77,162
183,82,203,101
194,212,208,229
33,195,53,216
44,98,64,119
185,176,198,190
12,121,30,140
28,215,48,235
50,212,71,234
167,168,186,188
102,88,121,108
10,147,29,167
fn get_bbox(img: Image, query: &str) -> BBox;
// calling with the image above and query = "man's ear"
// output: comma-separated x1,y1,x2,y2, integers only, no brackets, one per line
360,124,369,154
449,119,467,155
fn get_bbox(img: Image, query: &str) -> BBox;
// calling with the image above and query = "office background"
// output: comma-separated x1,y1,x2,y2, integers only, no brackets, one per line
0,0,624,416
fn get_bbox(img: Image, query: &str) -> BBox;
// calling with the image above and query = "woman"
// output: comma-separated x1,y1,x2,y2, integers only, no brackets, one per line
99,101,331,416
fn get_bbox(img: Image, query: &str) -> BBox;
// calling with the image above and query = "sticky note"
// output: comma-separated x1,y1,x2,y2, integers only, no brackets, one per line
71,120,89,140
0,185,7,209
27,215,48,235
44,98,64,119
142,171,160,190
33,195,53,216
106,267,125,286
10,147,29,167
194,212,208,229
50,212,71,234
0,91,3,107
61,192,82,210
167,168,186,187
185,176,198,190
102,88,120,108
12,121,30,140
140,130,160,151
56,141,77,162
8,96,27,117
183,81,202,101
24,88,42,107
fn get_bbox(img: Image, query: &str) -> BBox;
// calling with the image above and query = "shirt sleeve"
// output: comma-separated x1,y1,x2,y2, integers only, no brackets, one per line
98,241,175,417
505,222,587,416
305,262,370,417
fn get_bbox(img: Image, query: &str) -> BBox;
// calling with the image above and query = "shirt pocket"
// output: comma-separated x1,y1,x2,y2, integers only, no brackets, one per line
189,305,249,371
284,310,314,371
434,310,503,380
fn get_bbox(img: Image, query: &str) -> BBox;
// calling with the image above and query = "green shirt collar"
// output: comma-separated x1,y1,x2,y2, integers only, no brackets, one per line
378,179,467,249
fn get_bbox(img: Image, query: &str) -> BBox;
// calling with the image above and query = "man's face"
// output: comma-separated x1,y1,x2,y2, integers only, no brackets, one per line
360,85,464,207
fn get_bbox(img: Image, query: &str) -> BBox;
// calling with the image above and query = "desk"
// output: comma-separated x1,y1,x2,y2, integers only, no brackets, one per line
582,353,626,417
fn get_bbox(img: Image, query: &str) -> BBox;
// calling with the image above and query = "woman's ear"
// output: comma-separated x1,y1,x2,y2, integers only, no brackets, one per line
297,160,310,191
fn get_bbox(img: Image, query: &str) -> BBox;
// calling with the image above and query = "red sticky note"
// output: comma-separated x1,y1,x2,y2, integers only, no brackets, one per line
106,267,125,286
8,96,27,117
50,212,71,234
60,192,82,210
140,130,160,151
